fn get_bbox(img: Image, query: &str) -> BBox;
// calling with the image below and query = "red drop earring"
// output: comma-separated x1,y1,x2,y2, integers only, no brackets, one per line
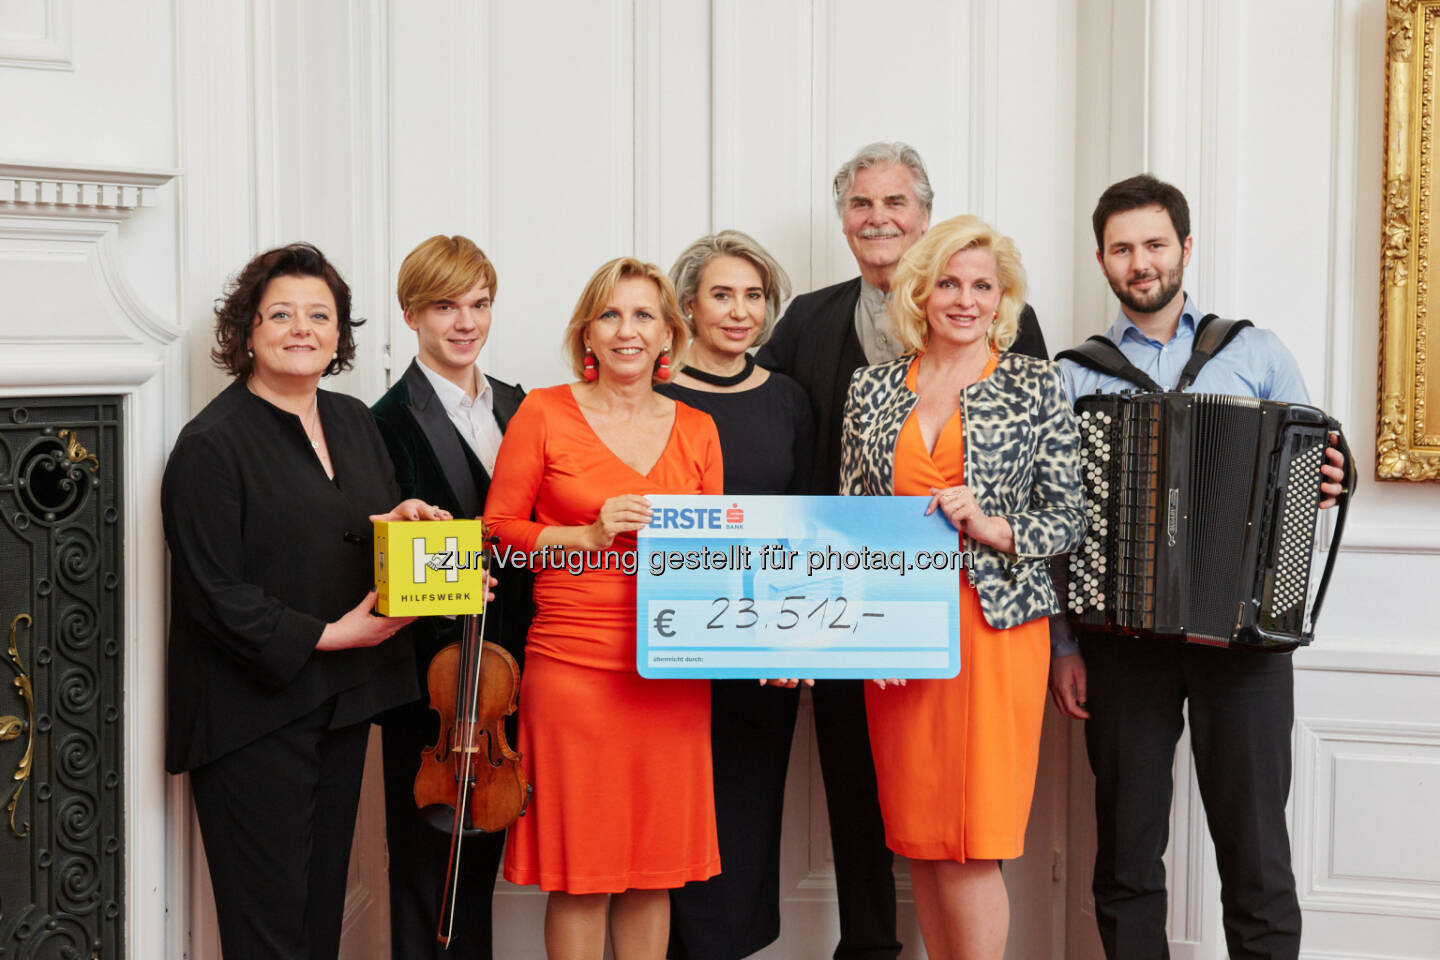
656,350,672,380
583,348,598,382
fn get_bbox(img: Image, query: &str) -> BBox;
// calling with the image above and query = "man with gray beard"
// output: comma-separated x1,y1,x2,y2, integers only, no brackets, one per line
752,141,1049,960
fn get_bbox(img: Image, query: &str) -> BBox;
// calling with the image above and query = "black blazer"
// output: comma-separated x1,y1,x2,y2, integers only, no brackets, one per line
370,360,532,678
755,277,1050,494
163,382,417,772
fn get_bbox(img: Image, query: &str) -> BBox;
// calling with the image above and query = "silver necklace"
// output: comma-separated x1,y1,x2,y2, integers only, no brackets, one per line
302,398,322,449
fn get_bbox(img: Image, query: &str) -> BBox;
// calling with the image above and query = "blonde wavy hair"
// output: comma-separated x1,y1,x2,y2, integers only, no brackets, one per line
888,215,1027,353
562,257,688,381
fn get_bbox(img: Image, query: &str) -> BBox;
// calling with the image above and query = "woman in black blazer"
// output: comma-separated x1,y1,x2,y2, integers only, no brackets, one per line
162,243,452,960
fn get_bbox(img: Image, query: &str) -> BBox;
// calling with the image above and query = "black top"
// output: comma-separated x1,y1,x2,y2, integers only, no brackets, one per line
658,371,814,495
755,277,1050,494
162,380,417,772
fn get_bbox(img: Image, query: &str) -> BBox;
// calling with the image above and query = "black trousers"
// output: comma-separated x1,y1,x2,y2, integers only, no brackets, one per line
670,680,800,960
813,680,900,960
190,701,371,960
381,697,507,960
670,678,899,960
1081,635,1302,960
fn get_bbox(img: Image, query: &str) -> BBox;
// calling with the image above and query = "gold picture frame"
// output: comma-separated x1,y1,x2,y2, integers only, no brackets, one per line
1380,0,1440,480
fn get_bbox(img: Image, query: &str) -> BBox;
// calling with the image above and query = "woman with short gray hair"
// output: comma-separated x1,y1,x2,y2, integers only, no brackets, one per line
660,230,814,960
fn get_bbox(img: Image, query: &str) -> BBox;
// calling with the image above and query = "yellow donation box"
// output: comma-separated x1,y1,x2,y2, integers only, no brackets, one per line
374,519,488,616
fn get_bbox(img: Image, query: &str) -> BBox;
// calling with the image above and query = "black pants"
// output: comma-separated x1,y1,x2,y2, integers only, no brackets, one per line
670,680,800,960
190,702,371,960
670,678,898,960
381,697,507,960
813,680,900,960
1081,635,1302,960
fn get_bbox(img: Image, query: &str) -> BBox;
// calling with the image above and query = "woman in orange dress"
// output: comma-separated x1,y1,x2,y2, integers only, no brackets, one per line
839,216,1084,960
484,257,723,960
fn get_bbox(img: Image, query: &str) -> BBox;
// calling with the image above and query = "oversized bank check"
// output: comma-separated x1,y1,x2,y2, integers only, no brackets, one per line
636,495,964,679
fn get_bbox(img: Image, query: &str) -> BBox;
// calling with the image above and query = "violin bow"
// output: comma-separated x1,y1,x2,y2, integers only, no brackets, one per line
436,536,493,947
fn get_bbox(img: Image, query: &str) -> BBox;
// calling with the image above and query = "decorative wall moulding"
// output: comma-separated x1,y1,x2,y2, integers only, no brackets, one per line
0,0,73,71
0,160,178,221
1378,0,1440,481
1296,715,1440,919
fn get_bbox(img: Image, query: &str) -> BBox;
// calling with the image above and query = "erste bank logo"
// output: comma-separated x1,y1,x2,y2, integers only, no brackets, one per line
649,502,745,531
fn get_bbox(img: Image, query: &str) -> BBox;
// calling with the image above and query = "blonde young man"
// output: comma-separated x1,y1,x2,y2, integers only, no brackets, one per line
371,235,531,960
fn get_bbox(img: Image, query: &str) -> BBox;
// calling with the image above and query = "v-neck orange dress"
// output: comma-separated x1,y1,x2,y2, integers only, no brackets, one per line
863,354,1050,862
484,385,724,893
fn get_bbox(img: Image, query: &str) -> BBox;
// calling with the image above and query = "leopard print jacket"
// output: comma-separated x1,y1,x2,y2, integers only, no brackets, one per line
839,353,1085,630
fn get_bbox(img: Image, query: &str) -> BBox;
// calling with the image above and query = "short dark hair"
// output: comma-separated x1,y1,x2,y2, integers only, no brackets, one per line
211,242,364,379
1091,174,1191,250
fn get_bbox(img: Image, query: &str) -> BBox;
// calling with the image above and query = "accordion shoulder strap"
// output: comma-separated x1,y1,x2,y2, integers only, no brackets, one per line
1308,424,1358,629
1054,336,1165,392
1175,314,1254,391
1058,315,1255,394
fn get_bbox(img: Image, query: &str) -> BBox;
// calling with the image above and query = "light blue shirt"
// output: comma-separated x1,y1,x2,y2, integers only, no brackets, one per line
1059,294,1310,406
1052,294,1312,657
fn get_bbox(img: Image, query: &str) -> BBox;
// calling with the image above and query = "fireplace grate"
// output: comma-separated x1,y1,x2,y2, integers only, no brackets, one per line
0,396,124,960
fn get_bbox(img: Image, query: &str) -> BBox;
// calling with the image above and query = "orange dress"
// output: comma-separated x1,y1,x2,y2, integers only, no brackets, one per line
484,385,724,893
864,354,1050,862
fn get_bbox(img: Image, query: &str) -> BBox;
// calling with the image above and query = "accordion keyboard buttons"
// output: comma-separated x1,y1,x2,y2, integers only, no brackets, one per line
1270,443,1325,621
1071,408,1118,616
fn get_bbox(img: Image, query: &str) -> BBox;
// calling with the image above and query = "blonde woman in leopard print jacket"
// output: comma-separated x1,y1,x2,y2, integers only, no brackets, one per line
838,215,1084,960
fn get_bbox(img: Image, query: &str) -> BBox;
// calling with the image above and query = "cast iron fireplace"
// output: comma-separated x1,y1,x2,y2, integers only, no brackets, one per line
1,396,124,960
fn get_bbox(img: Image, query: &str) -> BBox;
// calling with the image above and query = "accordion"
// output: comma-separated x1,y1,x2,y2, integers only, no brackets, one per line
1065,392,1352,649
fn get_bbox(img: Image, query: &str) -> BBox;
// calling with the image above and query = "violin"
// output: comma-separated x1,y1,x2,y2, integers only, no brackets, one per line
412,538,531,947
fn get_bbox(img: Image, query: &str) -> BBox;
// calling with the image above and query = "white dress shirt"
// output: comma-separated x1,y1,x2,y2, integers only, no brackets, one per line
415,359,505,476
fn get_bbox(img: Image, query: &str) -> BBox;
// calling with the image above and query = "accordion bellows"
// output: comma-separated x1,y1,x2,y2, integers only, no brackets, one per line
1065,392,1349,649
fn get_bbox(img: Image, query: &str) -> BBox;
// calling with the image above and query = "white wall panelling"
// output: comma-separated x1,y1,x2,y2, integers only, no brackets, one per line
709,0,740,234
968,0,999,227
803,0,832,294
0,157,182,960
0,0,72,70
385,0,491,379
1294,653,1440,957
171,4,257,952
1297,718,1440,914
348,0,392,406
653,1,709,269
1,1,173,166
713,0,813,296
246,0,392,404
632,0,663,264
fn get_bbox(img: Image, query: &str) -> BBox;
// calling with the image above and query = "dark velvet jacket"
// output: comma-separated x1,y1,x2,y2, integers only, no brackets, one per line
370,359,532,684
755,276,1049,494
